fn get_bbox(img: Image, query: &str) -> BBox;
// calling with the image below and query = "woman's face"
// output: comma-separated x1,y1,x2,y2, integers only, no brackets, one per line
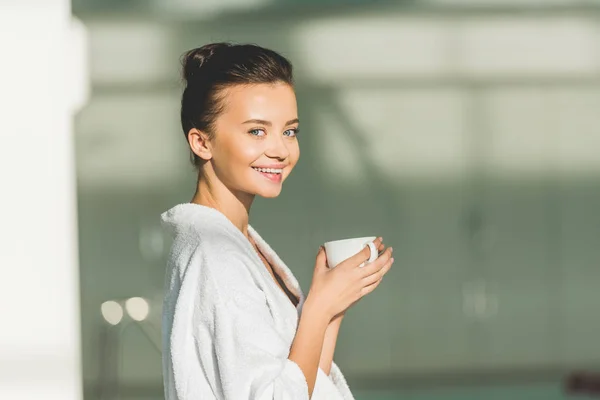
208,82,300,198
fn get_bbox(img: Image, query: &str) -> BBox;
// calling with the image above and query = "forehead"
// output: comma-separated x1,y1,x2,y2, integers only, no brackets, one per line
219,83,297,122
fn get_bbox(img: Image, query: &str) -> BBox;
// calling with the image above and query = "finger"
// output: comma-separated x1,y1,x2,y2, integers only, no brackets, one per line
360,247,393,277
316,245,325,259
314,246,328,271
372,238,385,257
361,277,383,296
340,242,375,269
373,237,383,248
362,257,393,286
381,257,394,277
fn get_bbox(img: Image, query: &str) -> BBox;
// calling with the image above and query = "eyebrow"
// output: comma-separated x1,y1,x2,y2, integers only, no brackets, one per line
242,118,299,126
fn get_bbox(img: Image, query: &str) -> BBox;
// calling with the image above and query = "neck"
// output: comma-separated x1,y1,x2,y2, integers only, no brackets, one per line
191,174,255,238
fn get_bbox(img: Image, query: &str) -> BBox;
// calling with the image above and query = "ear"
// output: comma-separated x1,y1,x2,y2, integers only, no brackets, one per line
187,128,213,161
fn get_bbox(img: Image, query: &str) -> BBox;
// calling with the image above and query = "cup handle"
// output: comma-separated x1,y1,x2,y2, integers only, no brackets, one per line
363,241,378,266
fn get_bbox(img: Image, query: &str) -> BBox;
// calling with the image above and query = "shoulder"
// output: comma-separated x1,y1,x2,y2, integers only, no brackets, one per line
162,203,246,253
161,203,260,288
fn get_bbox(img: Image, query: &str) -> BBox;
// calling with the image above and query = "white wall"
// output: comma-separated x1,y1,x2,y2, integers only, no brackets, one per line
0,1,84,399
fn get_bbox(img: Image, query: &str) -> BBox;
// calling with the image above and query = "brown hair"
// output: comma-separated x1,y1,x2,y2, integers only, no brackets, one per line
180,42,294,167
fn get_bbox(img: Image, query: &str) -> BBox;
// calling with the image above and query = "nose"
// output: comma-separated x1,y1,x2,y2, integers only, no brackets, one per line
265,133,290,160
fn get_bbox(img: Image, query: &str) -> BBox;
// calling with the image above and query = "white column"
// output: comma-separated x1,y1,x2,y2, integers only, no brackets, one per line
0,1,85,399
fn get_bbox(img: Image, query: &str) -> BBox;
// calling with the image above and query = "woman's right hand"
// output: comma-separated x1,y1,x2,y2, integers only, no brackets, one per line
305,237,394,321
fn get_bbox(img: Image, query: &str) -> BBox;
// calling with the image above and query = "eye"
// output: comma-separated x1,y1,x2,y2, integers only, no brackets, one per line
248,128,266,137
284,127,299,137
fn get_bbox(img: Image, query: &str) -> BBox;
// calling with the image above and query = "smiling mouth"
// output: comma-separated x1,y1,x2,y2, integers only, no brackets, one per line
252,167,283,174
252,167,283,182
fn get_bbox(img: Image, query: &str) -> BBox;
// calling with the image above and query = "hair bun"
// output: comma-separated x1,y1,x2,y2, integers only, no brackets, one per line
182,42,231,85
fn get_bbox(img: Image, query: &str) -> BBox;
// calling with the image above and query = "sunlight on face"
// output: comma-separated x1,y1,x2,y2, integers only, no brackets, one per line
210,82,300,198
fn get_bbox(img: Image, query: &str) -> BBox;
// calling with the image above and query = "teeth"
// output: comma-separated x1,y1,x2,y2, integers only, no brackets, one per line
253,167,283,174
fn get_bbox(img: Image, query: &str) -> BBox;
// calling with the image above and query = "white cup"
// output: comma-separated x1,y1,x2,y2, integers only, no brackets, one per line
323,236,378,268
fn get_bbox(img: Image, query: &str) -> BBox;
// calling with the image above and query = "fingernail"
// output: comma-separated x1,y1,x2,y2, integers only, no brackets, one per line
390,247,393,253
391,257,395,263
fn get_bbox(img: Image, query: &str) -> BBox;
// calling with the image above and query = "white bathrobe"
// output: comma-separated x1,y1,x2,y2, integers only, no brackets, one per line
161,203,355,400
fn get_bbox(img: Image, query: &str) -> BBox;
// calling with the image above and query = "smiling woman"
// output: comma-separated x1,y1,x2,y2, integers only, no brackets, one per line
161,42,392,400
187,80,300,198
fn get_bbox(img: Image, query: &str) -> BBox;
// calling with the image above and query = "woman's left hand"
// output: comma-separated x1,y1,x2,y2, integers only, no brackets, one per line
329,239,387,322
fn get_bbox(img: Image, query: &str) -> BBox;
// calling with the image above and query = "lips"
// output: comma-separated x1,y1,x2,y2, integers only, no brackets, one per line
252,167,283,183
252,166,284,173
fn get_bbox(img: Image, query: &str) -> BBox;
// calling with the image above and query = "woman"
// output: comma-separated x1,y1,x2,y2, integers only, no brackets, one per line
161,42,394,400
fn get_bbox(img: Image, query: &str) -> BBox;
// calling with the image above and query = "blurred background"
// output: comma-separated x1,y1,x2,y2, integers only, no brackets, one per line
2,0,600,399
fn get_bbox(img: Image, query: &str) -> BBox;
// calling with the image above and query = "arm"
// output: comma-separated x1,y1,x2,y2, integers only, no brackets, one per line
317,240,386,376
317,316,356,399
318,315,343,375
288,297,330,396
195,256,334,400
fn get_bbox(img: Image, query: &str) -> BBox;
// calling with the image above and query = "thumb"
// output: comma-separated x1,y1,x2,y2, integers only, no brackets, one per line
314,246,328,272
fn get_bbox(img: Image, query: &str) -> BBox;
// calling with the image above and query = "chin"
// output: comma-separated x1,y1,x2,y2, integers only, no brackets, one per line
256,187,283,198
247,172,286,198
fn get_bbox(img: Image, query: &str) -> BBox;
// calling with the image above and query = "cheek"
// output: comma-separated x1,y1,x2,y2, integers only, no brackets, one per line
236,143,264,165
289,143,300,166
221,137,262,166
